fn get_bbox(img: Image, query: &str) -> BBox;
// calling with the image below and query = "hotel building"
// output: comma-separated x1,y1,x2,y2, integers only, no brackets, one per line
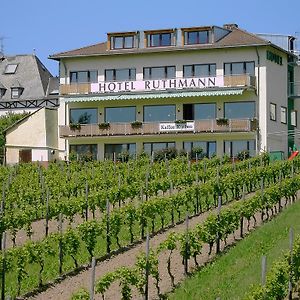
49,24,300,160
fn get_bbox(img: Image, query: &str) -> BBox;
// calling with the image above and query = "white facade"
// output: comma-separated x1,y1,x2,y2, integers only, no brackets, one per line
5,107,60,164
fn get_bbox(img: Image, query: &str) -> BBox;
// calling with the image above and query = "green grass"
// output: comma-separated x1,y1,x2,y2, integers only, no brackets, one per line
169,200,300,300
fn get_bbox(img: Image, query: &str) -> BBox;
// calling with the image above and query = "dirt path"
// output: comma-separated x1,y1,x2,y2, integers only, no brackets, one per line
26,190,279,300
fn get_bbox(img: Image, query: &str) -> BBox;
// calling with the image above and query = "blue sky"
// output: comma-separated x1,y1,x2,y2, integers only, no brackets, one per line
1,0,299,76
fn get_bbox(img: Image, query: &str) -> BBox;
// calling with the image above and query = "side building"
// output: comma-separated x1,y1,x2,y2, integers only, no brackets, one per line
0,54,59,115
1,54,59,164
49,24,298,160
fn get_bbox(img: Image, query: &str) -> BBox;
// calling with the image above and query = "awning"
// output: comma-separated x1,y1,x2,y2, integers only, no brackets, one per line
64,89,244,103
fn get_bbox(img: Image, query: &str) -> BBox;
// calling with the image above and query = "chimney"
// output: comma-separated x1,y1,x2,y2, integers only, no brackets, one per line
223,23,238,30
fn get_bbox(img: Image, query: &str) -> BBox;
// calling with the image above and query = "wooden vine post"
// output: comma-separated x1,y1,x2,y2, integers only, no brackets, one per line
184,212,189,275
89,257,96,300
145,170,149,202
58,213,63,276
261,255,267,286
261,177,264,221
240,183,246,238
145,232,150,300
0,182,5,251
106,198,111,254
216,194,222,254
45,189,50,237
85,181,89,221
288,227,294,300
1,232,6,300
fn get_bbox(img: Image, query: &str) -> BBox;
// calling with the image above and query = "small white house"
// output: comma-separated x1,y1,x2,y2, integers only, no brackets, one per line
5,107,59,165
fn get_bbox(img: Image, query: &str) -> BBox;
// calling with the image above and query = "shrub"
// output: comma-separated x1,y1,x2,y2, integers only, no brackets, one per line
154,147,177,162
237,150,250,161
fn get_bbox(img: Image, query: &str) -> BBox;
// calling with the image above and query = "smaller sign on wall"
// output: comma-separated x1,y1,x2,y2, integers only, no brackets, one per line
266,50,283,65
159,122,195,132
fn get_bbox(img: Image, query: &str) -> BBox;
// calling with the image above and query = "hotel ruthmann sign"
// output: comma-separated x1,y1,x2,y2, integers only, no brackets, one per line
91,77,224,93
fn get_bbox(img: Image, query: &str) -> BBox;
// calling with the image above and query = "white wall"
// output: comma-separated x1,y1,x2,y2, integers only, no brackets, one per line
265,47,288,154
58,44,290,158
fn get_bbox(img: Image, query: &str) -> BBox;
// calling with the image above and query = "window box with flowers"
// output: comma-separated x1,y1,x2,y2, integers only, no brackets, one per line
130,121,143,128
69,123,81,131
216,118,229,126
98,122,110,129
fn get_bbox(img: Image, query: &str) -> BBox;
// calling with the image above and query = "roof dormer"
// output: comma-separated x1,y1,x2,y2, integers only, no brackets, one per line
0,82,6,98
10,80,24,99
107,32,137,50
144,28,176,48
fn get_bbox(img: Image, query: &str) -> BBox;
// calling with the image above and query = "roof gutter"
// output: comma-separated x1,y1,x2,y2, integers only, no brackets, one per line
49,43,272,60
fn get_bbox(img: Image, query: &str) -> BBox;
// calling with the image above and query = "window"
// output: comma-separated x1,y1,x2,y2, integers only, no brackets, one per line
194,103,216,120
224,102,255,119
0,87,6,98
224,140,256,158
105,107,136,123
143,66,176,80
183,64,216,78
184,30,211,45
280,106,287,124
270,103,277,121
291,110,297,127
147,32,172,47
184,141,216,158
70,71,98,84
69,144,97,160
183,103,216,120
105,68,136,81
11,87,23,99
70,108,97,124
224,62,255,76
143,105,176,122
143,142,175,155
110,35,135,49
105,143,136,160
4,64,18,74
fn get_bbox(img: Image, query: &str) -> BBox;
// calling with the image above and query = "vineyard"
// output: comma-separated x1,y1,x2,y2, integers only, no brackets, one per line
0,154,299,299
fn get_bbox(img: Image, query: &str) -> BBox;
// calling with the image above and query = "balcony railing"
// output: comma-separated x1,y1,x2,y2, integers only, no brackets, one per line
288,82,300,97
60,74,256,96
59,119,258,138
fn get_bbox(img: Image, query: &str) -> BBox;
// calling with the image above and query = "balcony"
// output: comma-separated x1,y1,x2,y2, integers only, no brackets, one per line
60,83,91,95
59,119,258,138
60,74,256,96
288,82,300,98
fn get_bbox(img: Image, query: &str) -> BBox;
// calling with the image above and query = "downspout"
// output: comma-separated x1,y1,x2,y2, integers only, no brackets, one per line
255,46,261,155
61,60,68,160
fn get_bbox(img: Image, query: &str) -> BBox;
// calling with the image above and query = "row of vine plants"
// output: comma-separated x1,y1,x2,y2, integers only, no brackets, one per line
72,172,300,300
0,155,281,297
0,154,269,248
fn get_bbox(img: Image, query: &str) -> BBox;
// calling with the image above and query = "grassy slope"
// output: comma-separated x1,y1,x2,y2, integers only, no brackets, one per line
169,200,300,300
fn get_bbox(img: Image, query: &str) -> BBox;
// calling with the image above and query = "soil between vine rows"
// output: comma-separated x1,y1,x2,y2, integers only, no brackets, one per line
25,189,282,300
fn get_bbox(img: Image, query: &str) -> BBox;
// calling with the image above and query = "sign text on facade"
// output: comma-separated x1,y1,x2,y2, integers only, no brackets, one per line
159,122,195,132
91,77,224,94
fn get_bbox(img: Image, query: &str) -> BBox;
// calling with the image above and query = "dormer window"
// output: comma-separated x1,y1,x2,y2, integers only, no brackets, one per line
0,88,6,98
184,30,211,45
11,87,23,99
110,35,135,50
146,31,173,47
4,64,18,74
0,83,6,98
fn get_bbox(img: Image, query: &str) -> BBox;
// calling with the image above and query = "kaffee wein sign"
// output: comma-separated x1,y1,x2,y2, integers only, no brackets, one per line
91,77,224,93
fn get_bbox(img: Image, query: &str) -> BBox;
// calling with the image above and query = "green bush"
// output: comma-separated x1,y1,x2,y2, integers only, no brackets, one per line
154,147,177,162
71,288,89,300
